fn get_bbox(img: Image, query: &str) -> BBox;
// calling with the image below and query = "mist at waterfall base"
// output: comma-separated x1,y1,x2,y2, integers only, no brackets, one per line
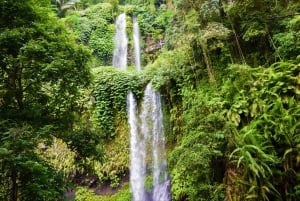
112,13,171,201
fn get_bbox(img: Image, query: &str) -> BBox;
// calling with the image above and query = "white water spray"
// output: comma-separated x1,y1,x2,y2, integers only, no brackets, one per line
113,13,128,70
128,14,147,201
133,16,141,71
127,92,147,201
111,14,171,201
128,85,172,201
140,83,171,201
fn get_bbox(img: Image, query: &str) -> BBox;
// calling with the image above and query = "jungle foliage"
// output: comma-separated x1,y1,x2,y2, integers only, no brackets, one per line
0,0,97,200
1,0,300,200
157,1,300,200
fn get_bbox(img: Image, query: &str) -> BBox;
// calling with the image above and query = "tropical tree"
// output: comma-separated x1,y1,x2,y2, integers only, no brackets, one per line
0,0,92,199
0,123,66,201
0,0,91,125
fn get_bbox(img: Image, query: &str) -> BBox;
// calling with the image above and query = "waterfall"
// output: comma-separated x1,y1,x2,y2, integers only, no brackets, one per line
129,83,171,201
111,14,171,201
129,15,147,201
127,92,147,201
140,83,171,201
113,13,128,70
133,16,141,71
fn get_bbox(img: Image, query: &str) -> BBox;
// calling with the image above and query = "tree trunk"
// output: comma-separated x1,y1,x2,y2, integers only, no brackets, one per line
16,72,23,110
231,26,246,64
200,41,216,83
166,0,174,9
10,168,17,201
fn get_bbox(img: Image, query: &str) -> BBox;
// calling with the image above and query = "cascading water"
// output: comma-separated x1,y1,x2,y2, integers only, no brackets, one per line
126,14,147,201
112,13,171,201
140,83,171,201
128,84,172,201
127,92,147,201
113,13,128,70
132,16,141,71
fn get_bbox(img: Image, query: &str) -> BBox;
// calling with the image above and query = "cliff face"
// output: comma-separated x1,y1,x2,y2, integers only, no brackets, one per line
145,37,164,53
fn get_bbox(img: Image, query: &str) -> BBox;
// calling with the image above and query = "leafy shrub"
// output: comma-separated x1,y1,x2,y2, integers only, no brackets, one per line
169,85,226,201
273,15,300,60
75,183,131,201
93,117,129,187
223,61,300,200
0,123,66,201
64,3,115,65
37,138,77,179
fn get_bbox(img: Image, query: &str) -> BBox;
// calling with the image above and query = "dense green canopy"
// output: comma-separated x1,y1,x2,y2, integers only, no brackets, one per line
0,0,299,200
0,0,92,200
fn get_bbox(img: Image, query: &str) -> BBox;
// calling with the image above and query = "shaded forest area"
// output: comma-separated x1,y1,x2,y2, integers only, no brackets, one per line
0,0,300,200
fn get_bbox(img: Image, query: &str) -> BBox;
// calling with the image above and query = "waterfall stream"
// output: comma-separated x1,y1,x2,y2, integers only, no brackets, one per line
113,13,171,201
133,16,141,71
140,83,171,201
112,13,127,70
129,83,171,201
127,92,147,201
